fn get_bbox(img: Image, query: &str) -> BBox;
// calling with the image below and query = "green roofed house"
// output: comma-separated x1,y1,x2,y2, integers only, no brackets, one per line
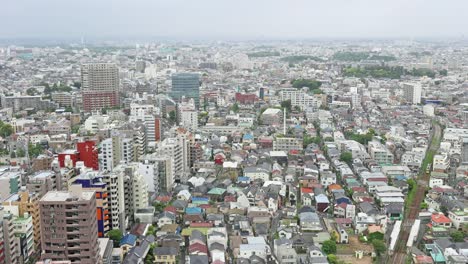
208,188,226,196
425,244,445,263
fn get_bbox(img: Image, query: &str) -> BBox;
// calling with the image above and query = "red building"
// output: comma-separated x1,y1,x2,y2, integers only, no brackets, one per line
57,150,79,168
57,141,99,170
235,92,257,105
155,118,161,141
82,91,120,112
77,141,99,170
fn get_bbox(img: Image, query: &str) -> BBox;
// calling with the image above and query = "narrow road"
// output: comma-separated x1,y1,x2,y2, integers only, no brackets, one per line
389,122,442,263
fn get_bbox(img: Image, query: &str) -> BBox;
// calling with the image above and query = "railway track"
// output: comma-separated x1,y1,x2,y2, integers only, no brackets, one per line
388,123,441,263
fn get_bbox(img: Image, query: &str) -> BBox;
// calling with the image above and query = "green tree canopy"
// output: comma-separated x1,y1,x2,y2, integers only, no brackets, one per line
450,231,465,242
372,240,386,256
168,111,176,123
107,229,123,246
322,239,337,255
339,152,353,164
28,143,44,158
0,123,13,138
280,100,292,113
291,79,322,92
231,103,239,113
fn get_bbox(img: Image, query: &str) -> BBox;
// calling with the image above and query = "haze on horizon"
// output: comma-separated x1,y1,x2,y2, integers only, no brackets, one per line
1,0,468,41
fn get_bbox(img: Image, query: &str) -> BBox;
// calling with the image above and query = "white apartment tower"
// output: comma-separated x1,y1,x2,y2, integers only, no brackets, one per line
403,83,422,105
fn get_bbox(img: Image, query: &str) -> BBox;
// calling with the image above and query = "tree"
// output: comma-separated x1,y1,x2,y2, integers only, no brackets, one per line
322,240,337,255
16,149,26,158
372,239,386,256
0,124,13,138
339,152,353,163
28,143,44,158
368,232,384,242
107,229,123,246
26,88,39,96
65,106,73,113
168,111,176,123
291,79,322,92
450,231,465,242
280,100,292,112
327,254,338,264
231,103,239,113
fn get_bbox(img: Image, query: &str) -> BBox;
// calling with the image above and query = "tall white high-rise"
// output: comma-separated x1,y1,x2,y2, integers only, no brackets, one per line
403,83,422,105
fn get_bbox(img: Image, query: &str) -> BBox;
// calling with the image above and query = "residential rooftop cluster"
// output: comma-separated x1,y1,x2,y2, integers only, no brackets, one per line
0,40,466,264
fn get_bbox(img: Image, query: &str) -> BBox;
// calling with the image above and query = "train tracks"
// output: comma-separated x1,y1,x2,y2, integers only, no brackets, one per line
388,123,442,263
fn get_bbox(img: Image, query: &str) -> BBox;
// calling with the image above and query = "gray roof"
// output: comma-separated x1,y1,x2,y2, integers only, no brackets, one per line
189,255,209,264
154,246,177,256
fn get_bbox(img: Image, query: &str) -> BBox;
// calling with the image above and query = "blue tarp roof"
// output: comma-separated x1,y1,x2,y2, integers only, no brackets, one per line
120,234,137,246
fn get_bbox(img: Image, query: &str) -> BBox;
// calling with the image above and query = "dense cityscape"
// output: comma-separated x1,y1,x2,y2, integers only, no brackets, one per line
1,2,468,264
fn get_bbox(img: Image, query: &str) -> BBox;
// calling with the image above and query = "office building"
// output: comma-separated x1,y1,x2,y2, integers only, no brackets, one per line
170,73,200,108
81,63,120,112
39,186,100,263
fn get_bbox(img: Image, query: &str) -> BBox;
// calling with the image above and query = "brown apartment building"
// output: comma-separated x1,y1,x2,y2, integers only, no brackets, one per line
39,185,100,264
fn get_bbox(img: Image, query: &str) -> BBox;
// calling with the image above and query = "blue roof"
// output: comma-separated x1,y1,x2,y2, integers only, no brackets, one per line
395,175,407,181
191,197,209,202
237,176,250,182
185,207,202,214
243,134,254,140
120,234,137,246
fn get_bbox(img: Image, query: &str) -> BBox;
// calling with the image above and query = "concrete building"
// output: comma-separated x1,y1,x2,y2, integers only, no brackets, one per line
402,83,422,105
280,88,320,110
99,136,135,172
0,170,21,201
170,73,200,108
39,186,100,263
2,189,41,252
368,141,394,165
0,207,20,264
140,154,175,194
0,95,58,112
156,135,190,183
260,108,283,126
461,137,468,165
81,63,120,112
273,137,303,152
103,168,126,231
72,172,110,237
12,214,34,263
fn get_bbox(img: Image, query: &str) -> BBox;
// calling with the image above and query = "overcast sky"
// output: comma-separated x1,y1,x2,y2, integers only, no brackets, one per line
1,0,467,40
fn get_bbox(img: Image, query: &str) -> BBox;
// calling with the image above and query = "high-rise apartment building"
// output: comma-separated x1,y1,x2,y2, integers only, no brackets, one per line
170,73,200,108
2,189,41,252
461,137,468,165
81,63,120,112
99,135,135,172
72,172,109,238
402,83,422,105
39,186,100,264
0,207,20,264
156,135,190,183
